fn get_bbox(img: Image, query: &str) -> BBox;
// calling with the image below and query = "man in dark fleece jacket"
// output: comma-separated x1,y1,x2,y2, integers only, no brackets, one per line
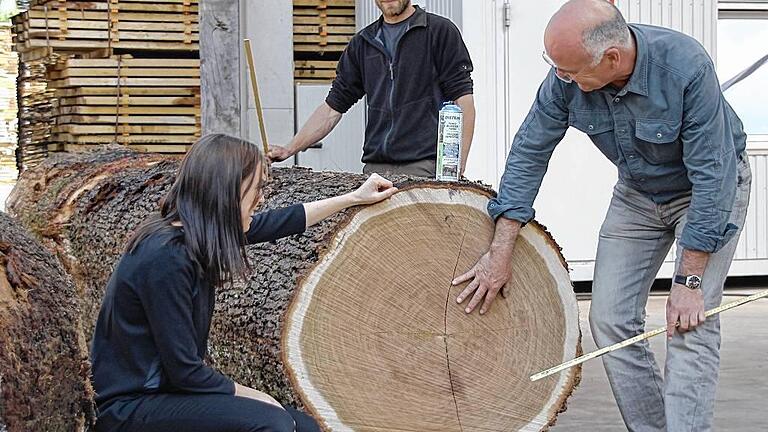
269,0,475,177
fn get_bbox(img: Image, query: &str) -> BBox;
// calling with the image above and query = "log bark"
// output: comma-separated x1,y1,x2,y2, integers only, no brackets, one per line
0,212,95,432
8,147,581,431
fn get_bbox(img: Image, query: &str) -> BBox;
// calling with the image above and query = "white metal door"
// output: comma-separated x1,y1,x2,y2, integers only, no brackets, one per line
294,84,365,172
463,0,617,281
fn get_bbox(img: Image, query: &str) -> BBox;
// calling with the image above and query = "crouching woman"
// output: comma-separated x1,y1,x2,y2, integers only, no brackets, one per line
91,134,397,432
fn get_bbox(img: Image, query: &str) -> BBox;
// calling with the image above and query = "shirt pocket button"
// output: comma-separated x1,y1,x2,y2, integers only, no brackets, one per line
656,132,663,139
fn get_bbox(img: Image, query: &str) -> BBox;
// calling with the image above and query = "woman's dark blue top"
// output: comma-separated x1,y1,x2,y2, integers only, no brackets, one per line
90,205,306,417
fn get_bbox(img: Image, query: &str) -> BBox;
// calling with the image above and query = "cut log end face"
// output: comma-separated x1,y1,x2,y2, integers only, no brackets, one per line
284,187,580,432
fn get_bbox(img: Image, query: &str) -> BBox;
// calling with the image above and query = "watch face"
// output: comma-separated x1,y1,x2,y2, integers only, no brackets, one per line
687,275,702,289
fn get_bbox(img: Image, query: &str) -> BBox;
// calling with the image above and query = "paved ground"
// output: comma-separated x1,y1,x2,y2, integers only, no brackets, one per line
552,289,768,431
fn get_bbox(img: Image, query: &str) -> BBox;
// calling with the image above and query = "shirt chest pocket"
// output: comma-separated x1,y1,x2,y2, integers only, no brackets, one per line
634,120,683,165
569,111,619,162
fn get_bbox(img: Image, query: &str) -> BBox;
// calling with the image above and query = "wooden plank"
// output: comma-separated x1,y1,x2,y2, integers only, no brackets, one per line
293,0,354,6
55,87,198,97
56,114,198,125
24,29,200,42
53,133,197,144
293,8,355,17
293,16,354,25
27,10,199,23
23,39,199,51
30,2,199,13
27,19,200,33
58,95,200,106
294,60,338,69
294,34,351,44
29,0,199,8
48,67,200,79
56,105,198,115
61,143,191,153
49,77,201,87
54,58,200,68
293,43,348,52
294,24,356,35
294,69,336,79
53,124,199,134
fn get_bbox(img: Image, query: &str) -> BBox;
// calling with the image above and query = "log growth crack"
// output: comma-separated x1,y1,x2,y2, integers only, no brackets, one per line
443,220,467,432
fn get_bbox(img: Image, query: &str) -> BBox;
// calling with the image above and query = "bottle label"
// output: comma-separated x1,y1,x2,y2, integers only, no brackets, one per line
436,109,462,181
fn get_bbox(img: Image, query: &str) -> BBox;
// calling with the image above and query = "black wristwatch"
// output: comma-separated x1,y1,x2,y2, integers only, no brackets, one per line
674,274,702,290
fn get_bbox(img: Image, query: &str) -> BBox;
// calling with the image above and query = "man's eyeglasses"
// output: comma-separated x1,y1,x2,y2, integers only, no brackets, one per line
542,50,574,83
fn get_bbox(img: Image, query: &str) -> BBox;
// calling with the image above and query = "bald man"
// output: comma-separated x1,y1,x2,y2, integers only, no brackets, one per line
452,1,749,430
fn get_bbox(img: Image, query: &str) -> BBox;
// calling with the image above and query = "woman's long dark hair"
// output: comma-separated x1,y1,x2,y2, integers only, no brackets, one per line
126,134,265,285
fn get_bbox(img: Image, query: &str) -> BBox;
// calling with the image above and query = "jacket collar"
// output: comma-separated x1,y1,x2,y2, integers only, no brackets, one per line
360,5,427,45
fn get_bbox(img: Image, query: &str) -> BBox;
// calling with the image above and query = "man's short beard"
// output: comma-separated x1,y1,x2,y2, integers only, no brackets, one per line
379,0,411,18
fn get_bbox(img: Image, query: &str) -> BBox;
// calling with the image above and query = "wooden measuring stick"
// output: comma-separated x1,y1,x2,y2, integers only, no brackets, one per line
530,289,768,382
243,39,270,156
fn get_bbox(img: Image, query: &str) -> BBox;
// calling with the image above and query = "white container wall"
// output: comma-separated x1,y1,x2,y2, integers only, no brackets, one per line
462,0,766,280
294,84,365,172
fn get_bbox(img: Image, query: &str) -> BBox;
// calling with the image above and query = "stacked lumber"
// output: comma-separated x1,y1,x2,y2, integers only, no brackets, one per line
49,56,200,152
15,53,57,170
0,23,18,180
293,0,355,83
12,0,198,62
10,0,200,170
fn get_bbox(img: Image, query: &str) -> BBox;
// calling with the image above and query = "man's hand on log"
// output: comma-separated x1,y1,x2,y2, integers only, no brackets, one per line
453,250,513,315
235,383,284,409
452,218,521,315
349,174,398,205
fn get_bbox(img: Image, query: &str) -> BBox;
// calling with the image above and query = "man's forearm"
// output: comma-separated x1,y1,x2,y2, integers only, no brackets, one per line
490,217,522,258
287,102,342,156
456,94,475,175
678,248,709,280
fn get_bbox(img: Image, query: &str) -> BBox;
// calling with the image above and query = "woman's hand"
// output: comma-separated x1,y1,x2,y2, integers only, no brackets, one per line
235,383,284,409
303,174,398,228
349,174,398,205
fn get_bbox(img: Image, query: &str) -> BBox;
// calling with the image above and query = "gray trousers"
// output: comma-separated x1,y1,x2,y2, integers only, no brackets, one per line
363,159,436,178
589,155,751,432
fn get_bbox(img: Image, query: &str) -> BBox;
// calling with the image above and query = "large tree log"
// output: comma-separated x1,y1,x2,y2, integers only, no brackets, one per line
0,212,95,432
8,147,581,431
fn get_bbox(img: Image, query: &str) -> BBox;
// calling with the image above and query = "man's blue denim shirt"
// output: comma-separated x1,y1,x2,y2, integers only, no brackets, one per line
488,24,747,253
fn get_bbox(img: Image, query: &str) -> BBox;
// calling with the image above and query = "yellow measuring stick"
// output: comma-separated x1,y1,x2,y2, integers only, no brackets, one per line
243,39,270,156
531,289,768,382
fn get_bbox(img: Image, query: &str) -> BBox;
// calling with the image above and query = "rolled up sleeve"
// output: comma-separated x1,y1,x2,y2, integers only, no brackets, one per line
326,36,366,114
679,62,739,253
488,71,569,223
434,21,473,101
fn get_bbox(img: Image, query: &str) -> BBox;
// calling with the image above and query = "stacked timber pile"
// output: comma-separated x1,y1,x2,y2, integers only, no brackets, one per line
0,22,17,181
9,148,581,431
12,0,198,58
293,0,355,83
11,0,199,171
14,48,55,170
49,57,200,152
0,211,95,431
